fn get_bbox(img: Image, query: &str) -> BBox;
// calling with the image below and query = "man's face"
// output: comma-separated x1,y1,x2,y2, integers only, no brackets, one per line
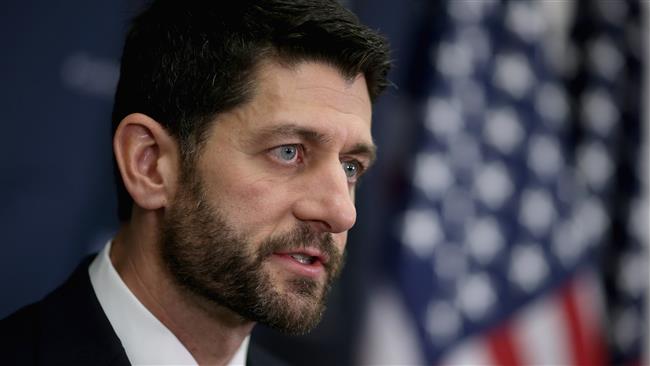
160,61,374,334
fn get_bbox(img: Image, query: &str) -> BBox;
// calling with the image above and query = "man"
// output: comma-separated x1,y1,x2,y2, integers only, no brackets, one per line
0,0,390,365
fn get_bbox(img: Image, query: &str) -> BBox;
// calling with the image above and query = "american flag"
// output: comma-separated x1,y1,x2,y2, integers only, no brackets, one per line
385,0,647,364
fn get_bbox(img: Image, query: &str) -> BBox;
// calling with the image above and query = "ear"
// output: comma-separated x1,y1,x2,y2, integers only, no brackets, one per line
113,113,179,213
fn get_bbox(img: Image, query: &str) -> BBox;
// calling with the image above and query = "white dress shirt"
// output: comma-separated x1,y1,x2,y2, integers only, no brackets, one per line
89,241,250,366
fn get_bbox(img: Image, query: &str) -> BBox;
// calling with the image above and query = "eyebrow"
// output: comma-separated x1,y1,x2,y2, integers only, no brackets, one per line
346,142,377,168
251,123,377,165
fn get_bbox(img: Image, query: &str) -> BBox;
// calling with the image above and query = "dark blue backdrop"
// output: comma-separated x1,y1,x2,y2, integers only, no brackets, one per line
1,0,128,318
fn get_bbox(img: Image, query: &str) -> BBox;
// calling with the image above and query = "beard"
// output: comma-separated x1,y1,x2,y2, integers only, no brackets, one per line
159,169,345,335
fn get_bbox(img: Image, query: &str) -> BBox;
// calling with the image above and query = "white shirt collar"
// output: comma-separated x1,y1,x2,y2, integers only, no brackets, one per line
89,241,250,366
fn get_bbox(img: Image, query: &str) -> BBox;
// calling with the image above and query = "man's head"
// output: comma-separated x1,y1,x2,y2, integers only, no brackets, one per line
111,0,390,334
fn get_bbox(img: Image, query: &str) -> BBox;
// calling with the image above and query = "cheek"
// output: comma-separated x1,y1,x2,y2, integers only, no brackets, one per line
217,175,294,227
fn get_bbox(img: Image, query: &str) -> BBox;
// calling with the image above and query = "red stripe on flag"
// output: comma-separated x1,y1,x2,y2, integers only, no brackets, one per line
486,322,522,366
592,326,608,366
559,279,607,366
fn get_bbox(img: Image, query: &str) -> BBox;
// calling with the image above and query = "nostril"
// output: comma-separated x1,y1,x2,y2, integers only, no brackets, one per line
307,220,333,233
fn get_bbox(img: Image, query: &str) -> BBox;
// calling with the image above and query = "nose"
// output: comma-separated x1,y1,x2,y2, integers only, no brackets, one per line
292,160,357,233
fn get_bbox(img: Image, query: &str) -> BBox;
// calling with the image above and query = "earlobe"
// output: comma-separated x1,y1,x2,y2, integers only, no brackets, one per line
113,113,179,213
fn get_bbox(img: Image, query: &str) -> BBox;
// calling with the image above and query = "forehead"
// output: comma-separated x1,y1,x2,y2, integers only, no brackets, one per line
222,60,373,145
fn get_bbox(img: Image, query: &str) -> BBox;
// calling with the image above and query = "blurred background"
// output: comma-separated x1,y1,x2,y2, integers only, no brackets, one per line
1,0,647,365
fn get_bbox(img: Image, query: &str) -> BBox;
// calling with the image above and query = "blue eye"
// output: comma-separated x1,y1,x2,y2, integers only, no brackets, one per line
274,145,299,162
342,160,361,179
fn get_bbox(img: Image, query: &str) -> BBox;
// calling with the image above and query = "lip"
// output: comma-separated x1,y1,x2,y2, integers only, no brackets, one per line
270,249,328,278
275,247,329,265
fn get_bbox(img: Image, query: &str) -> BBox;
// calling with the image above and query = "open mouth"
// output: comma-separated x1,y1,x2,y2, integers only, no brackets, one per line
289,253,318,265
271,249,328,278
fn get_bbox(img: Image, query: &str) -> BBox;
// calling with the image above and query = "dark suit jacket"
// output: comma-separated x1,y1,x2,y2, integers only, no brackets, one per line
0,256,287,366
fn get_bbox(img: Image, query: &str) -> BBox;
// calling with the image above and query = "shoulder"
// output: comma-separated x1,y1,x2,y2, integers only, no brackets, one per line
0,256,129,366
0,301,40,364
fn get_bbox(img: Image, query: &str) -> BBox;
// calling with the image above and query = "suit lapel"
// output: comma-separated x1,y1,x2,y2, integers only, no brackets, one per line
36,256,131,366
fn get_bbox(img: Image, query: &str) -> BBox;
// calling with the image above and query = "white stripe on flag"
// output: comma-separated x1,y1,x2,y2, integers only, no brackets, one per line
356,284,426,366
441,336,492,366
513,291,571,365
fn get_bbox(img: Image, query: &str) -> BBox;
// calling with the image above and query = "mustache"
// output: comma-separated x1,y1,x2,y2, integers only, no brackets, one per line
256,224,344,275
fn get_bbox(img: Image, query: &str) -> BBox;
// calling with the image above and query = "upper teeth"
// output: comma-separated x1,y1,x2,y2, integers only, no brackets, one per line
290,254,314,264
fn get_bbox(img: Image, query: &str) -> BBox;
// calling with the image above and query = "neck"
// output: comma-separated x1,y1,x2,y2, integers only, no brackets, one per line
110,211,255,366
